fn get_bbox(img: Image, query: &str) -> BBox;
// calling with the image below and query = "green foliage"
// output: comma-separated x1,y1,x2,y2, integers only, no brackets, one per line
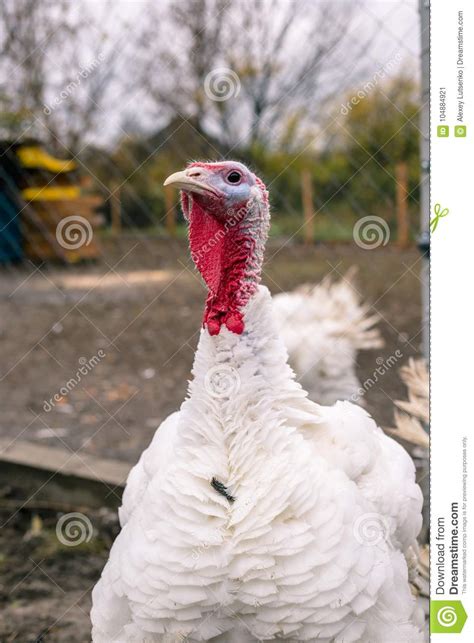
0,106,35,139
334,73,421,209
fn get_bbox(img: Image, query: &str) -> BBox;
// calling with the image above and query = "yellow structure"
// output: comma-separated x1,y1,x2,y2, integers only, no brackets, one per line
16,145,77,173
15,142,102,263
22,186,81,202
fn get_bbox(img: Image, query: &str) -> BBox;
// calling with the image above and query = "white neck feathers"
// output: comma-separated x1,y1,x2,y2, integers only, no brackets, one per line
176,286,318,489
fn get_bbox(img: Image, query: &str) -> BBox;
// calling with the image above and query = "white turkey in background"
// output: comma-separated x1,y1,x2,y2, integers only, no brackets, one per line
386,358,429,450
91,161,425,642
272,268,384,406
386,358,429,549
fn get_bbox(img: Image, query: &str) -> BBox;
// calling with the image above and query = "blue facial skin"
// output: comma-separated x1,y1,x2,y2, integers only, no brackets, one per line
224,181,253,205
191,162,256,207
177,162,262,223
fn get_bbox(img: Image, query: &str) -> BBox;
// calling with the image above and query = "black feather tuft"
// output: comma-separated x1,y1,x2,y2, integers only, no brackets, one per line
211,477,235,503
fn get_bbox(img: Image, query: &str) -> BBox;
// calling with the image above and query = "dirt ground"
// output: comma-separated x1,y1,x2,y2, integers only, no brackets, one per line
0,237,425,641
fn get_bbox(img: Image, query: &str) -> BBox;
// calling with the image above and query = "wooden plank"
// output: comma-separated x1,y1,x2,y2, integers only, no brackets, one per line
24,200,103,223
0,438,131,510
21,194,104,262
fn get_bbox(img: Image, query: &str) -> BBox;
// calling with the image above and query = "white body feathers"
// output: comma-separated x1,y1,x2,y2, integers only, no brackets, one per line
91,287,423,642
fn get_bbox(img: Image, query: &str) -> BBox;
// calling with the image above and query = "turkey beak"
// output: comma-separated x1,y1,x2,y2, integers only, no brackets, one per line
163,169,220,197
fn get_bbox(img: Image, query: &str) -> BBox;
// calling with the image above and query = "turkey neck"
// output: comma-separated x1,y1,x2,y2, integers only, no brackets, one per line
180,285,311,491
188,180,270,337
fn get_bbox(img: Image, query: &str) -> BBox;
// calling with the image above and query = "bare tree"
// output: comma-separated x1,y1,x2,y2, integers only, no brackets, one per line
138,0,372,150
224,0,356,146
133,0,228,131
0,0,128,153
0,0,377,153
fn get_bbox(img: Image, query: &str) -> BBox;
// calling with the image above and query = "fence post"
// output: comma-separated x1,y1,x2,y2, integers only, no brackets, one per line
301,169,314,245
110,183,122,236
164,185,177,237
395,161,409,248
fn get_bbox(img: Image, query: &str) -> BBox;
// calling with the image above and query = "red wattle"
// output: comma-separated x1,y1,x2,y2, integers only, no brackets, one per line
207,319,221,336
188,197,254,336
225,313,244,334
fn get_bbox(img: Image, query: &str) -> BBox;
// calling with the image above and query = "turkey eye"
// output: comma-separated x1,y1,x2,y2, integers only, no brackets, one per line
226,171,241,184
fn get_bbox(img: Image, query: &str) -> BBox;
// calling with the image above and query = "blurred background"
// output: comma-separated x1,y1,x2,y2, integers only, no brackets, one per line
0,0,429,640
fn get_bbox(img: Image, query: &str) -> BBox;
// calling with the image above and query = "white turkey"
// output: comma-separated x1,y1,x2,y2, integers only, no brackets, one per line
91,161,424,642
272,269,384,406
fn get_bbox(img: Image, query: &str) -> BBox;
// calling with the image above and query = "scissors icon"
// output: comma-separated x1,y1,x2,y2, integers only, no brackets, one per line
430,203,449,233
